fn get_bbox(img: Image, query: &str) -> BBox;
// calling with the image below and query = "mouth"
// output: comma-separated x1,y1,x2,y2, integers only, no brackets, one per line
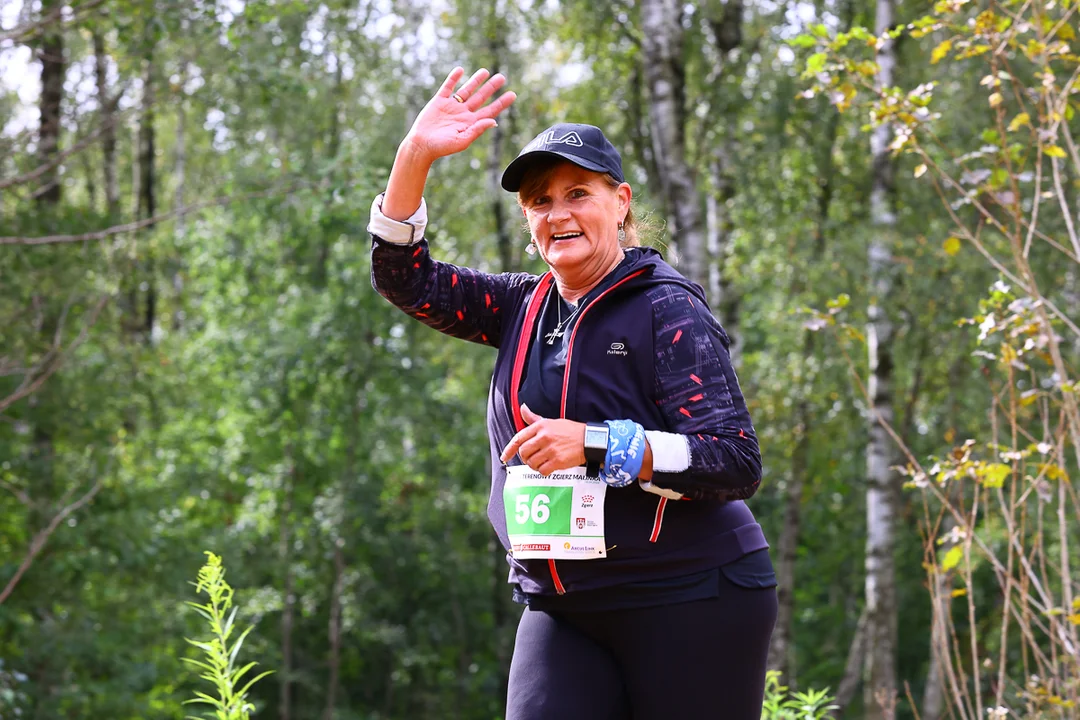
550,231,584,243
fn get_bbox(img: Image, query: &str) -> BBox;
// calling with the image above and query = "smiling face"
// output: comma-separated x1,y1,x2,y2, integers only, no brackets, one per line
519,160,632,283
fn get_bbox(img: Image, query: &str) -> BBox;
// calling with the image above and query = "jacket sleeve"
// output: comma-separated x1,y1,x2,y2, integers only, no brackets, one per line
641,284,762,502
369,194,538,349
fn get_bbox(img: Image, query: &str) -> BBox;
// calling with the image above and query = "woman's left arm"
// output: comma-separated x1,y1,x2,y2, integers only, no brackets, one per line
639,285,762,502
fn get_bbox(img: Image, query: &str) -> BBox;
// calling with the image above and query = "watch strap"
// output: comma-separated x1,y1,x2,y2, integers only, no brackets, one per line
583,422,608,479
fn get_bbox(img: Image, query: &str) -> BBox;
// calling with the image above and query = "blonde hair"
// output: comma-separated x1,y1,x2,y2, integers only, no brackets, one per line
516,157,644,248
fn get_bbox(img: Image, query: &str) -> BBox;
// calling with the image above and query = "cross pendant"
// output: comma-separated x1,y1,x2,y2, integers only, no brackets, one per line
544,328,563,345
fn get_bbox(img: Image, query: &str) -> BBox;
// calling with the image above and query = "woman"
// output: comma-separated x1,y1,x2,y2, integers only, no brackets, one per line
370,67,777,720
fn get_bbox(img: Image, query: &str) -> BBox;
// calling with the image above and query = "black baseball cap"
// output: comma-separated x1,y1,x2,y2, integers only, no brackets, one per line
501,123,625,192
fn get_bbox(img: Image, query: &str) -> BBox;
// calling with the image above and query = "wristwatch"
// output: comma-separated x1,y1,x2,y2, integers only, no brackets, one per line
583,423,609,479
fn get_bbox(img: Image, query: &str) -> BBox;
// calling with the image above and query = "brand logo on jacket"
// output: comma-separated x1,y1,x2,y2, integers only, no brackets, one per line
607,342,628,357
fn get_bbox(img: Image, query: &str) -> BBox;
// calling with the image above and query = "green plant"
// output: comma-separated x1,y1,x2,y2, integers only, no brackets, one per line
761,670,840,720
184,552,273,720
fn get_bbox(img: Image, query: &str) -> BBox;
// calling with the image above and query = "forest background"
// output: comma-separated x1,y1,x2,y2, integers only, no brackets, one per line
2,0,1078,718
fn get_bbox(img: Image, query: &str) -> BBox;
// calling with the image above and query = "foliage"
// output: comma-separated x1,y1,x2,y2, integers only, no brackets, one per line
184,552,273,720
797,0,1080,714
761,670,840,720
2,0,1076,718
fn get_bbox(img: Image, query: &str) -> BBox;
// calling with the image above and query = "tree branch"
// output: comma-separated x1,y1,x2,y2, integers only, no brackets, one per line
0,85,132,191
0,472,105,605
0,0,107,45
0,180,321,246
0,294,109,415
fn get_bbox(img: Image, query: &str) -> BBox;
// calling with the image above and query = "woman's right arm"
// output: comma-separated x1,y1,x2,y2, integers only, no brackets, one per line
370,67,524,347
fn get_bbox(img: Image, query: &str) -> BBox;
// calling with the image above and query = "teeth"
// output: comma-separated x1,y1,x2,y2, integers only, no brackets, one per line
552,232,582,239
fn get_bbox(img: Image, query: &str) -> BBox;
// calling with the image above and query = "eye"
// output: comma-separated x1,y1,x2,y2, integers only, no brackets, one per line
571,189,587,199
533,195,551,206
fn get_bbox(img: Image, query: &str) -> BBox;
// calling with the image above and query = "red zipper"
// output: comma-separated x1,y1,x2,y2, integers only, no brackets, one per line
649,497,668,542
508,274,567,593
510,273,553,431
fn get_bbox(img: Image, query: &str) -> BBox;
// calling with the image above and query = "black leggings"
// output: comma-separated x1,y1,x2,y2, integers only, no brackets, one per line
506,572,778,720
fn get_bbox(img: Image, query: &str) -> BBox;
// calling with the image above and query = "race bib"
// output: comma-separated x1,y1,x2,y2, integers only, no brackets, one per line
504,465,607,560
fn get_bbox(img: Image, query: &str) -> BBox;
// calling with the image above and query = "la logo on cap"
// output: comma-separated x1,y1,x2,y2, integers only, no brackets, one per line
527,130,583,151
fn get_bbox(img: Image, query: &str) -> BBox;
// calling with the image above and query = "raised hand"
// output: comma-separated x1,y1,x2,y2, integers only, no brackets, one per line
404,67,517,164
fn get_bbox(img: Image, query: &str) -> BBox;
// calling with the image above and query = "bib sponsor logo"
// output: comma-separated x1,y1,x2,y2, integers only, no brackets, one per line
513,543,551,553
580,494,595,508
608,342,628,357
563,543,595,554
575,517,586,530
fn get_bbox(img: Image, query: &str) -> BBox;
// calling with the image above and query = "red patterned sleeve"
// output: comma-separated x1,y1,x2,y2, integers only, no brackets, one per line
645,284,762,501
371,235,538,349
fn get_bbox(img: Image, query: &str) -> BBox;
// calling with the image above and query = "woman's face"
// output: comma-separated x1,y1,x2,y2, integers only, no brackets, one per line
523,162,631,276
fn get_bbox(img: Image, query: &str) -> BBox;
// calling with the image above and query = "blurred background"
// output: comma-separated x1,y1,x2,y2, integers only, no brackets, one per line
2,0,1078,718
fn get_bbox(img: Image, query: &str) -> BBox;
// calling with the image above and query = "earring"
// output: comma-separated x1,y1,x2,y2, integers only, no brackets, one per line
525,242,537,256
617,222,626,245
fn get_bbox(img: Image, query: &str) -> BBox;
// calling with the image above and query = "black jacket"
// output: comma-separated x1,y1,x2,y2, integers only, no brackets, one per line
372,237,767,596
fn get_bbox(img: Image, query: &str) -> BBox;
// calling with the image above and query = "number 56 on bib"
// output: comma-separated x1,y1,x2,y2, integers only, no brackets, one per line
503,465,607,560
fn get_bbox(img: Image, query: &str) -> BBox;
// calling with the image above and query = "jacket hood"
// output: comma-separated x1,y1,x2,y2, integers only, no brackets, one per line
608,247,730,348
616,247,707,301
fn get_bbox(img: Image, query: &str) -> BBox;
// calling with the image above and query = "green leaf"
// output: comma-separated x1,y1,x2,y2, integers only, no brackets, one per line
806,52,828,74
235,670,276,699
1046,145,1068,158
790,34,817,48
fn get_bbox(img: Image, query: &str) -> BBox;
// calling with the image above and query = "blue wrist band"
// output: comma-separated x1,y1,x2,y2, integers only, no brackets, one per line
602,420,646,487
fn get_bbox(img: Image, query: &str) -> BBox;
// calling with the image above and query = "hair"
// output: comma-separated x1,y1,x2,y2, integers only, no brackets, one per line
516,156,656,248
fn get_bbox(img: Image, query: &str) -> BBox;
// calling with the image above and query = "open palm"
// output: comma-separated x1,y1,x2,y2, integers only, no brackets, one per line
406,67,517,162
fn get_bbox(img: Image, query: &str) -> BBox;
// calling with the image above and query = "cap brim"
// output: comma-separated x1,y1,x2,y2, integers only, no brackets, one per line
500,150,613,192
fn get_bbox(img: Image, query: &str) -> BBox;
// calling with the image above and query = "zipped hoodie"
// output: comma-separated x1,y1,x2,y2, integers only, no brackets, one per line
371,230,767,596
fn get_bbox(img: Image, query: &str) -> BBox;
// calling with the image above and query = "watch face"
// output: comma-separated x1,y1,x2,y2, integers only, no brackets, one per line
584,427,608,449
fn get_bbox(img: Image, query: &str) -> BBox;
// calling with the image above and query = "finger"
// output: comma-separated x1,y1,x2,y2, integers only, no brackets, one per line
466,73,505,110
518,436,548,465
477,90,517,121
437,67,465,98
455,67,490,101
537,460,565,477
501,424,538,463
520,402,542,426
462,118,497,145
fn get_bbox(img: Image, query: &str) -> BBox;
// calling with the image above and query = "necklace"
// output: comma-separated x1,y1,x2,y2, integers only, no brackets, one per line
544,295,584,345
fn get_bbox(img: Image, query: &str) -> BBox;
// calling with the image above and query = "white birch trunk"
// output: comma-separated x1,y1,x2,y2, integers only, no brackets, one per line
641,0,707,286
864,0,900,713
92,30,119,219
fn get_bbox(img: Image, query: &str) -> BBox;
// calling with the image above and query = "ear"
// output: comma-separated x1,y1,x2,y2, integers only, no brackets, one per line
617,182,632,223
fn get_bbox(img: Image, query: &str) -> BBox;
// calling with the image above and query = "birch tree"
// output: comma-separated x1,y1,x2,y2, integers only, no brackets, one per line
862,0,901,711
641,0,708,287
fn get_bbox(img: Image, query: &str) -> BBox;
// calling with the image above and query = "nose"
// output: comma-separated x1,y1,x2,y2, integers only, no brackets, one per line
548,197,571,223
